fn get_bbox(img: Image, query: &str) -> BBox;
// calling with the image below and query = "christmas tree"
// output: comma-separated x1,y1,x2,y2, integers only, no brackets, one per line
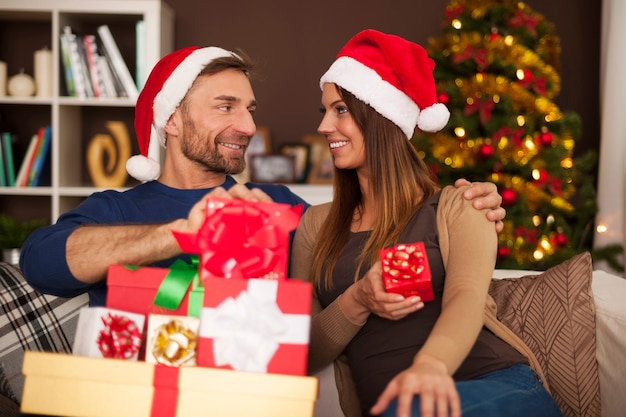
412,0,600,269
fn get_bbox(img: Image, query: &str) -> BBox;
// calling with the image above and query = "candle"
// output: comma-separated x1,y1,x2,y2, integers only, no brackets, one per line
34,47,52,97
0,60,6,97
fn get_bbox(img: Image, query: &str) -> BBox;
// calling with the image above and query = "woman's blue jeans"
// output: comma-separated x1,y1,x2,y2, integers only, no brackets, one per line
381,364,562,417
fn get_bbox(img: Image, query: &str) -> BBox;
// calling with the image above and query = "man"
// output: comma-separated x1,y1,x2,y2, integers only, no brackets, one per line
20,46,504,307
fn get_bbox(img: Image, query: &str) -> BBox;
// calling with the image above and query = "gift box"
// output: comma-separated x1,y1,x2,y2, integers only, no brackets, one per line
73,307,145,360
172,198,303,281
107,259,204,318
380,242,434,301
21,351,319,417
198,277,312,376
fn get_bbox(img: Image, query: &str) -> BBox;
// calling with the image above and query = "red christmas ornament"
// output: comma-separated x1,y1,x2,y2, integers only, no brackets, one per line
500,188,518,207
553,232,568,247
538,131,553,146
437,92,450,104
497,246,510,259
478,143,495,159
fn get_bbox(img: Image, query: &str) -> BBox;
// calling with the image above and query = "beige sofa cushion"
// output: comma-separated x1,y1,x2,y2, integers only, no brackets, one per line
489,252,600,417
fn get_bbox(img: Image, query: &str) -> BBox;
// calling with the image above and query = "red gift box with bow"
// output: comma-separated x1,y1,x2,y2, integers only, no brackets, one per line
380,242,434,301
172,198,303,282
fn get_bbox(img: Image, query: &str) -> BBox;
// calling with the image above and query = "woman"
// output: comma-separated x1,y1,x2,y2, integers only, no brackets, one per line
290,29,562,417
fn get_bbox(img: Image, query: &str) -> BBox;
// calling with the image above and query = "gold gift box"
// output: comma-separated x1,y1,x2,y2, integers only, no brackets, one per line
21,351,319,417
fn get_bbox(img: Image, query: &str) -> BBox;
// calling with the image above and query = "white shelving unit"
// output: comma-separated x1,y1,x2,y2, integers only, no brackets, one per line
0,0,174,223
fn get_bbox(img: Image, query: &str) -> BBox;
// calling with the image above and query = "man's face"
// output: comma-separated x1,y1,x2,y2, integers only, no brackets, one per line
178,68,257,175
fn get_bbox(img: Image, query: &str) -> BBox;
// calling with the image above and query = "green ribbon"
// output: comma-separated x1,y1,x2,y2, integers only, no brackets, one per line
152,257,203,317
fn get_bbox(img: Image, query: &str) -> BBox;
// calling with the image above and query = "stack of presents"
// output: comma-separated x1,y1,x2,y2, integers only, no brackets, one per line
20,198,319,417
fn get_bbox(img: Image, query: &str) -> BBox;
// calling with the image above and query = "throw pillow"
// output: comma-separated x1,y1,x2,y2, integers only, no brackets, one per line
0,262,88,403
489,251,600,417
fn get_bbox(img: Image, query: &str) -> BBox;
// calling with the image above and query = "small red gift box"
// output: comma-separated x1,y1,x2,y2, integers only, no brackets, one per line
197,277,312,376
380,242,434,301
106,260,203,318
172,198,303,281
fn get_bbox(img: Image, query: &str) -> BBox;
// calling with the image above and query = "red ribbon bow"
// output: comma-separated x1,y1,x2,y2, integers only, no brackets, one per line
173,198,303,281
453,45,488,71
97,313,142,359
464,94,494,124
518,69,547,95
509,10,539,36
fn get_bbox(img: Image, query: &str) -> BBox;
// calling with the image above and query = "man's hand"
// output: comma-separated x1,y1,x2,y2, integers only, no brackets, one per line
183,184,274,234
454,179,505,233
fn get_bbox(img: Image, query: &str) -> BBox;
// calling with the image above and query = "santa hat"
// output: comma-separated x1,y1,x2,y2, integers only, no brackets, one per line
320,29,450,138
127,45,236,181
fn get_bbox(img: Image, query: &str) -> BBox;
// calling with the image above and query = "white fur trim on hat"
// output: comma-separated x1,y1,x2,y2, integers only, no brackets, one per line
320,56,420,138
152,47,234,147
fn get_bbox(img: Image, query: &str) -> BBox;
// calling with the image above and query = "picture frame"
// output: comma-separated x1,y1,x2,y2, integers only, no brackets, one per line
233,126,271,183
279,143,310,183
303,134,334,184
247,126,271,156
249,154,297,184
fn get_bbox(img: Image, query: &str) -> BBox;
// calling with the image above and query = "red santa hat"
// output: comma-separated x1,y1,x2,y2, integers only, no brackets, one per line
127,46,236,181
320,29,450,138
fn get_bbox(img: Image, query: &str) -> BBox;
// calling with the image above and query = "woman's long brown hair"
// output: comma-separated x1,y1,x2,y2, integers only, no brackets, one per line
310,86,440,290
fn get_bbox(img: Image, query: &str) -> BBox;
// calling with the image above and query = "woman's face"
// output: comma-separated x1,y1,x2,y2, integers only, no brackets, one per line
318,83,366,170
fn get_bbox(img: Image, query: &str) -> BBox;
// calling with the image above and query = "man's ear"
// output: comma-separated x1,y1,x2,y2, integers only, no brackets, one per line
164,109,181,138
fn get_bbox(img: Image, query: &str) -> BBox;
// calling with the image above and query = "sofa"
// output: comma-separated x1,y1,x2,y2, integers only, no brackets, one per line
1,253,625,417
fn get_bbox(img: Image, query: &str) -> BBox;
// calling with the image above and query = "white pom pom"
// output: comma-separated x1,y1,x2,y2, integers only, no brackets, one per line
126,155,161,182
417,103,450,132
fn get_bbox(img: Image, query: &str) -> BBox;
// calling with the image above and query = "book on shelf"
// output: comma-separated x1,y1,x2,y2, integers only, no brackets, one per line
15,132,42,187
14,126,51,188
83,34,106,98
95,33,128,97
28,126,52,187
59,31,77,96
97,24,139,99
0,135,6,186
1,132,16,186
135,19,147,90
97,54,119,98
62,26,92,98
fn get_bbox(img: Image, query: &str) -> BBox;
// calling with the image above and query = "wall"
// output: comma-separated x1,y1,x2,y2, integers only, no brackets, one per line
170,0,601,158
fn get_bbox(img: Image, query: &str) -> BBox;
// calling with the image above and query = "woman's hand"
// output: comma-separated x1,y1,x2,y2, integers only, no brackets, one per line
455,178,505,233
341,262,424,323
370,354,461,417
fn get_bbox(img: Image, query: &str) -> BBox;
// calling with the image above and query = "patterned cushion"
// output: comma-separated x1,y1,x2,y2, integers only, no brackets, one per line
489,252,600,417
0,262,88,403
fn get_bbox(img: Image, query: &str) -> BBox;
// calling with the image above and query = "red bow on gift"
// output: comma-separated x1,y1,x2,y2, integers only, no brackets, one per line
97,313,142,359
173,198,303,281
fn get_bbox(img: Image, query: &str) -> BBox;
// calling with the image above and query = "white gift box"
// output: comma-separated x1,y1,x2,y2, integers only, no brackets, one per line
73,306,145,360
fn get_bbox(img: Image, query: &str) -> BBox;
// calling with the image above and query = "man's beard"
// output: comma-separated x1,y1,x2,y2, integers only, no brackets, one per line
180,122,248,175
